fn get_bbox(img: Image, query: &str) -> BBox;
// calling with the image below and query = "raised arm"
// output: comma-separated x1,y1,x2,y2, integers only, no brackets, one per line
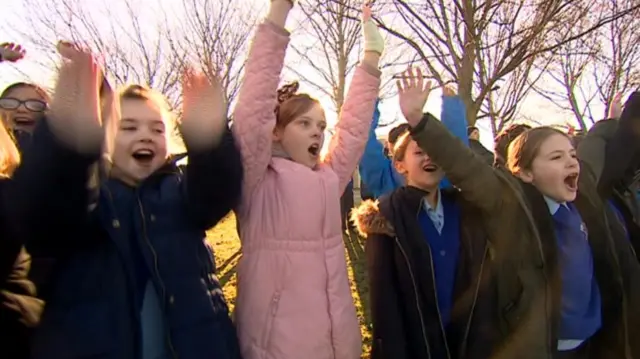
578,92,640,195
397,69,503,213
358,100,404,197
6,43,104,256
179,70,243,230
439,88,470,188
231,0,291,198
324,3,382,192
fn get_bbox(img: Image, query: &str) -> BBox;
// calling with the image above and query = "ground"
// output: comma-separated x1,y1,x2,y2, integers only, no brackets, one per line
207,213,372,358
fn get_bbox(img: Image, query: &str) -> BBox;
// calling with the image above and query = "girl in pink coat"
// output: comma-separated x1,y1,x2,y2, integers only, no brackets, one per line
231,1,384,358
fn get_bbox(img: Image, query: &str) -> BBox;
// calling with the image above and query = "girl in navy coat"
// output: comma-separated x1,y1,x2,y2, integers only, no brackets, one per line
9,42,243,359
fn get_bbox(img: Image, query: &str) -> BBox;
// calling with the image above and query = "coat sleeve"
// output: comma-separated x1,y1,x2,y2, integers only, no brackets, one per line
231,21,289,203
358,100,403,198
582,93,640,196
6,120,100,256
182,127,243,230
410,114,504,214
366,234,408,359
324,64,381,193
439,95,471,188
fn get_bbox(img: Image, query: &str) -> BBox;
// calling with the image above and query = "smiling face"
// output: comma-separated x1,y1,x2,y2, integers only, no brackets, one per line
394,133,444,191
509,128,579,203
111,97,169,184
274,101,326,169
0,84,48,133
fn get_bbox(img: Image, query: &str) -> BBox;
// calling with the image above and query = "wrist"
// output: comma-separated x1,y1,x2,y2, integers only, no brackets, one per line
268,0,293,25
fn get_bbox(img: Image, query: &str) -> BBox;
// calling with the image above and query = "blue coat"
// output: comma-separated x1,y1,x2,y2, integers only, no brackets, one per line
10,121,243,359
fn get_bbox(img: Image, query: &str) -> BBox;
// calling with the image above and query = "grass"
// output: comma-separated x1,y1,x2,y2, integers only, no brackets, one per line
207,213,372,358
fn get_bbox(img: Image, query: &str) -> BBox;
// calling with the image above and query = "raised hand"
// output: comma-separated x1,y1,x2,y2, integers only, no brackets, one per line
180,67,228,149
48,41,104,153
397,66,432,127
443,85,456,97
0,42,26,62
362,1,384,56
608,92,624,119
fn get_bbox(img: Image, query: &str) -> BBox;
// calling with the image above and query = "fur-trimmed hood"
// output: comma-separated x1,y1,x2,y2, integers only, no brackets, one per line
350,199,395,238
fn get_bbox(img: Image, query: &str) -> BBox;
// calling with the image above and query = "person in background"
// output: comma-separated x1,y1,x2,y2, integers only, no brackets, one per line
341,178,355,233
0,111,43,359
493,123,532,167
467,126,494,165
0,43,50,152
358,87,468,199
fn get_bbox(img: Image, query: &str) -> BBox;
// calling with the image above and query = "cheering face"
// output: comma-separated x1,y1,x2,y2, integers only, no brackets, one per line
395,139,444,191
112,98,169,183
273,103,326,169
518,133,580,203
0,86,47,132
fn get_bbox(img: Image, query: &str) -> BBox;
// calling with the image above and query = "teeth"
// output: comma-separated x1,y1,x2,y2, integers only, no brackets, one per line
135,150,153,155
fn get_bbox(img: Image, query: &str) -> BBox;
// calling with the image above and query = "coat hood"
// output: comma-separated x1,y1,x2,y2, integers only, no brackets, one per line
350,199,394,238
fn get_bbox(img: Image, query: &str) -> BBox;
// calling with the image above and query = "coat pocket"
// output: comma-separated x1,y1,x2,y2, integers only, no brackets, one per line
261,290,282,349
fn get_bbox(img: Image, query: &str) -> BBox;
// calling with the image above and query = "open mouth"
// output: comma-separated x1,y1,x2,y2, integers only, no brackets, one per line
132,149,155,164
422,164,438,173
13,117,35,126
308,144,320,157
564,173,579,191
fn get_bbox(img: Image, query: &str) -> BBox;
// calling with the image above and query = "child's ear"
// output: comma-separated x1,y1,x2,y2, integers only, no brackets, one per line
272,126,282,142
516,169,534,183
394,160,407,176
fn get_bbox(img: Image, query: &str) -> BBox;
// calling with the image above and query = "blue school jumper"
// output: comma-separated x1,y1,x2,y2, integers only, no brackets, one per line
545,198,602,351
417,190,461,326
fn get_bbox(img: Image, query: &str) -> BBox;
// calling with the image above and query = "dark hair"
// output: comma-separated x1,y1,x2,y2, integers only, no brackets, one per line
467,126,479,136
1,82,50,102
507,126,570,174
388,123,410,145
275,81,321,128
494,123,532,166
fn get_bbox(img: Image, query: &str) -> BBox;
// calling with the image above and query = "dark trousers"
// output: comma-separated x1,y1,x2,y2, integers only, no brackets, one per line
340,187,355,232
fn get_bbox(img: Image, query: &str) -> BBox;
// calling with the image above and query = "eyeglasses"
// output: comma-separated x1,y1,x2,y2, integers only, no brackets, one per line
0,98,48,112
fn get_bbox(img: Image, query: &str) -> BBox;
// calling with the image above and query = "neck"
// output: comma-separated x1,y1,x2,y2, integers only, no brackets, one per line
424,187,439,208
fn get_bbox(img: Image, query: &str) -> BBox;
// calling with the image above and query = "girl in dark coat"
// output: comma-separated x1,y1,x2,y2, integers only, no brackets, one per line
394,66,640,359
9,43,243,359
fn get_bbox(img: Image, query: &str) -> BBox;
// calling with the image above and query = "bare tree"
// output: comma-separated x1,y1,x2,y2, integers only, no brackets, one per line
533,0,640,130
327,0,639,129
4,0,255,113
175,0,259,113
289,0,408,120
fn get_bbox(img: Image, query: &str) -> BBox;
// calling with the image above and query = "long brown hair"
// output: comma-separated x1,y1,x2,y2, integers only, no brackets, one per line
275,81,321,128
0,113,20,178
507,126,570,174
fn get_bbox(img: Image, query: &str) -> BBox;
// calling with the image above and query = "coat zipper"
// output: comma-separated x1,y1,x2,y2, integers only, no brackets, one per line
137,196,178,359
459,245,488,357
395,237,432,358
415,202,452,359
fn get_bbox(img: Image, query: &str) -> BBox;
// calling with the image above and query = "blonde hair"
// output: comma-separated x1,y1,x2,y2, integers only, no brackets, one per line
0,113,20,178
392,131,413,163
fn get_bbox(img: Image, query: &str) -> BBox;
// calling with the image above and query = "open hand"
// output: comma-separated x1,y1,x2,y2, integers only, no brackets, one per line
0,42,26,62
397,66,432,127
362,1,372,22
48,41,104,153
180,67,228,149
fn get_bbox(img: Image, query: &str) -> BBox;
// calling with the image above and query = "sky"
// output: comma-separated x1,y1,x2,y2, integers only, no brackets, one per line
0,0,609,150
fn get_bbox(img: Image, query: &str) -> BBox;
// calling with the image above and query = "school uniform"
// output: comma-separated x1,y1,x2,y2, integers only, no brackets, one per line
353,186,498,359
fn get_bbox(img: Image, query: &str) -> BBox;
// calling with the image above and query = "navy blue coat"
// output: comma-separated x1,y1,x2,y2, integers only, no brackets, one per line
9,121,243,359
